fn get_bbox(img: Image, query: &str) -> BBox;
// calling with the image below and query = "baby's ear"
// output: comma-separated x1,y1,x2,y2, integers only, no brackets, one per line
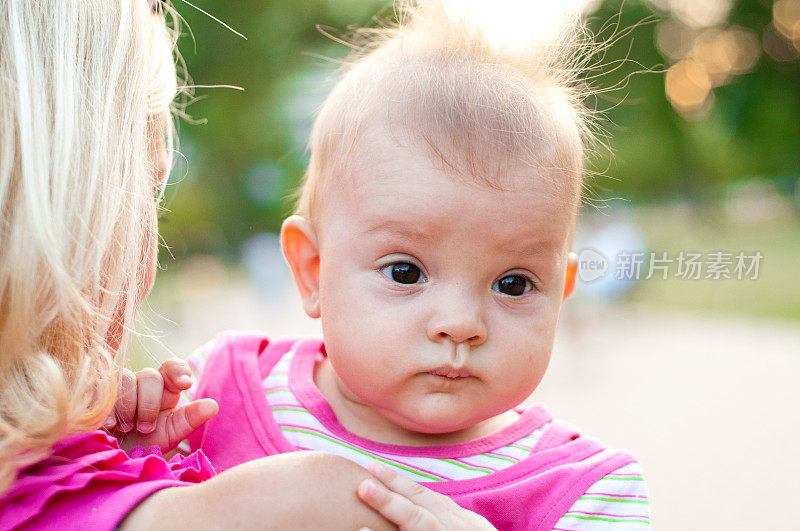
562,251,577,301
280,215,321,318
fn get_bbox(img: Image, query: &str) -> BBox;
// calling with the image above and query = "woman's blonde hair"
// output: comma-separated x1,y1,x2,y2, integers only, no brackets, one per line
296,0,598,222
0,0,180,492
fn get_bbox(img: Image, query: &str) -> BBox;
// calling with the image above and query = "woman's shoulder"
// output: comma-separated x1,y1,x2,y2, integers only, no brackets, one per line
0,430,214,530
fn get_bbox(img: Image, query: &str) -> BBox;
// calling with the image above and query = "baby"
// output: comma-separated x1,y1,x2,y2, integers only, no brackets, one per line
180,2,650,529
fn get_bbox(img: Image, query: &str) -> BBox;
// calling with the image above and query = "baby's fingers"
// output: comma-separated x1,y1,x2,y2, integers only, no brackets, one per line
158,358,193,410
368,462,452,512
163,398,218,451
362,463,498,530
108,369,138,432
159,358,193,392
135,367,164,434
358,478,441,531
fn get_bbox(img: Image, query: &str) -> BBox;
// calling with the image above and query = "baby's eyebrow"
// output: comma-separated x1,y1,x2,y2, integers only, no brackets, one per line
491,238,567,266
361,220,436,242
502,243,562,257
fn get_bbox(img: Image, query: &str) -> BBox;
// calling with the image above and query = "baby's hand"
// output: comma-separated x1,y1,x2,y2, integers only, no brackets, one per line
104,359,218,455
357,462,497,530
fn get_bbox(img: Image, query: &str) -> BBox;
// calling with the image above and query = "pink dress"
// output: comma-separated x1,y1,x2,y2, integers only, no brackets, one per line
0,430,215,530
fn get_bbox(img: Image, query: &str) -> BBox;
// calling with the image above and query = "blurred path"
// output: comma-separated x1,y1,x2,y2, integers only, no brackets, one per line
145,273,800,530
543,304,800,530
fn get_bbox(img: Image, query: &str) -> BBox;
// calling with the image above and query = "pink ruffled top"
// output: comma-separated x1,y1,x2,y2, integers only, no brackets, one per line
0,430,216,530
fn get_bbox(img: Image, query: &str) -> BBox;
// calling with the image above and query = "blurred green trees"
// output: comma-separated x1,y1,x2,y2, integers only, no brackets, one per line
587,0,800,203
161,0,800,260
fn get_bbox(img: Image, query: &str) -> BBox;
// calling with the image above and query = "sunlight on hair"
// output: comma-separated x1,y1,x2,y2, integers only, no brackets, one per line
441,0,599,51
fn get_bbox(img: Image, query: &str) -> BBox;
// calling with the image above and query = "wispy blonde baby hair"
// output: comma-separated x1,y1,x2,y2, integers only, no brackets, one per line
0,0,181,492
296,0,599,221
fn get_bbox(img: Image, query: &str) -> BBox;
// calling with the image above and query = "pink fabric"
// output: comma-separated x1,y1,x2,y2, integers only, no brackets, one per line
0,430,216,531
190,332,637,531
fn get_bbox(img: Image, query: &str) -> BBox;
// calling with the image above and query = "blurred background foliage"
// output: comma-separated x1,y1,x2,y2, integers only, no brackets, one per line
164,0,390,258
157,0,800,321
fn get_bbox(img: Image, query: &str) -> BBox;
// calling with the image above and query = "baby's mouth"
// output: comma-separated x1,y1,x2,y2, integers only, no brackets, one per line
427,365,473,379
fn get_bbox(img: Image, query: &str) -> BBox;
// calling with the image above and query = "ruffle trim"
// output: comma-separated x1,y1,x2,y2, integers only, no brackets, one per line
0,430,215,529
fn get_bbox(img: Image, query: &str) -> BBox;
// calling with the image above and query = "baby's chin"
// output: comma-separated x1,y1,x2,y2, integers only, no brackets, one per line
383,394,505,435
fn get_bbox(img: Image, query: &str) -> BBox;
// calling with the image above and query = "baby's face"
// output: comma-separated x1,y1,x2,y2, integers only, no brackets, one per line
312,129,575,435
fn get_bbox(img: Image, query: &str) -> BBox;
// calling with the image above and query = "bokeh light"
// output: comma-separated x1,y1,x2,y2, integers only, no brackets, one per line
655,1,769,118
763,21,800,60
665,59,714,117
660,23,760,118
690,27,760,85
656,19,699,62
774,0,800,41
650,0,734,28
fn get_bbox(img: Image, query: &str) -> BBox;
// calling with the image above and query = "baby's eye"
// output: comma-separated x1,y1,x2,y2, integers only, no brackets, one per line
380,263,425,284
493,275,533,296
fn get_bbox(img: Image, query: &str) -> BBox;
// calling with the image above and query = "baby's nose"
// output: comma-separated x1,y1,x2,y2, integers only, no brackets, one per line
429,320,486,345
426,293,487,346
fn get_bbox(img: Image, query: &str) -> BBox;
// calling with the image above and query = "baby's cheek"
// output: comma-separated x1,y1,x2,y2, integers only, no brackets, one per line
323,322,382,386
492,333,552,395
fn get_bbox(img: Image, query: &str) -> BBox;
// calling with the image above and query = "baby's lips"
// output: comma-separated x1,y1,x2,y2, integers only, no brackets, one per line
427,365,473,378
